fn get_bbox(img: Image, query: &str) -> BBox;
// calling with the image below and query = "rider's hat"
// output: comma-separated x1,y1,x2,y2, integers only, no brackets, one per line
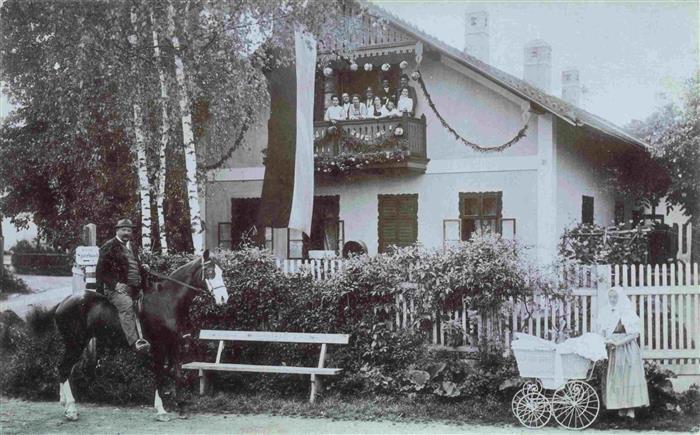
115,218,135,229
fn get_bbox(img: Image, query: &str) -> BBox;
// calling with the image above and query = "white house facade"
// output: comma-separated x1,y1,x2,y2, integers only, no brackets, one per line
202,4,651,263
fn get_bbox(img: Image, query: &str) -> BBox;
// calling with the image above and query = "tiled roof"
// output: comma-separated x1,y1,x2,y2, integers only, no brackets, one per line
364,2,649,150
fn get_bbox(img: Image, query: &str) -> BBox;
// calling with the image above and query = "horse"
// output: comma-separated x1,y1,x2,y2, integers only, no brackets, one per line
29,250,228,422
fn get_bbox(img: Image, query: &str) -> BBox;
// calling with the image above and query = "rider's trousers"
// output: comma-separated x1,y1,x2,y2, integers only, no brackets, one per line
105,283,139,346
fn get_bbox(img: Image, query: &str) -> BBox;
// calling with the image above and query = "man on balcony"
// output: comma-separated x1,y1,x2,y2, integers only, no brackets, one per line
324,95,347,123
363,87,375,112
379,77,394,105
341,92,351,114
395,74,417,113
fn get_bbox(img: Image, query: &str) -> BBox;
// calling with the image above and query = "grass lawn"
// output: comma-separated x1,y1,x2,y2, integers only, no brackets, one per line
183,390,700,432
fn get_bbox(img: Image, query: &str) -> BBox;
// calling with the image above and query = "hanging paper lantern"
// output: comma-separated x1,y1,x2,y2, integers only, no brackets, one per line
364,63,373,71
381,63,390,72
323,67,333,77
394,127,404,136
350,62,358,71
399,60,409,70
410,71,421,81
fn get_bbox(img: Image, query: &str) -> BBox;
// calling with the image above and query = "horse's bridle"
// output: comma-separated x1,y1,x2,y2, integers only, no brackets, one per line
146,258,224,296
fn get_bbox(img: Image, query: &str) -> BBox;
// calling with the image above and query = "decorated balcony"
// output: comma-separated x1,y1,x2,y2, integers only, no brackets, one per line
313,115,428,175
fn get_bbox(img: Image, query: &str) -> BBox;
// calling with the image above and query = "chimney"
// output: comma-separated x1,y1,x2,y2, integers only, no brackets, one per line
464,11,489,63
561,69,581,106
523,39,551,92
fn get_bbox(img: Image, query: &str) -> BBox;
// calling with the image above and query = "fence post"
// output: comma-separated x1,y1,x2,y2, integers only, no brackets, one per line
594,264,611,332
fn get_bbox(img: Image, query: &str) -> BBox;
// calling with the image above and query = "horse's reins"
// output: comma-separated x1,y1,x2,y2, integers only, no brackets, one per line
147,269,211,295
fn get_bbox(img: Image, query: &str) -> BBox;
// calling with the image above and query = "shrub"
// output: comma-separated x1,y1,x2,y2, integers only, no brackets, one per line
559,222,648,264
0,267,32,298
9,240,72,276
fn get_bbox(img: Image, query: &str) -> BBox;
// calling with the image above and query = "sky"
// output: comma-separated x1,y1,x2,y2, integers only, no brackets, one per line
372,0,698,126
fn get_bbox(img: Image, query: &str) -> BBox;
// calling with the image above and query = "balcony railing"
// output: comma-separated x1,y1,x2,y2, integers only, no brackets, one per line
314,115,427,160
313,115,427,174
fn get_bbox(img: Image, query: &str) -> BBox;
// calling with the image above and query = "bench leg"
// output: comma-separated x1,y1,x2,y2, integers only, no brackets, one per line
198,369,208,396
310,374,323,404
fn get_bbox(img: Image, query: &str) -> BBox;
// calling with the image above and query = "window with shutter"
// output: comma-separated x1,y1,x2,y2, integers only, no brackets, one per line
378,194,418,253
459,192,502,241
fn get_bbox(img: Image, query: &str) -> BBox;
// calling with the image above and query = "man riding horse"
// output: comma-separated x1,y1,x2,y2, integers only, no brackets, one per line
96,218,152,352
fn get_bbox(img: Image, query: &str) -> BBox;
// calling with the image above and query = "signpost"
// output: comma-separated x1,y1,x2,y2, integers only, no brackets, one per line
73,223,99,294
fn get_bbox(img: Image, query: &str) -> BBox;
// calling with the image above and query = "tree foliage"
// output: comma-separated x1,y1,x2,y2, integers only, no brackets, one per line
625,74,700,261
0,0,363,250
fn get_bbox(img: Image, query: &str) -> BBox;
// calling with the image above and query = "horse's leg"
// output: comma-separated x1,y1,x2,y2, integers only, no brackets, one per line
58,339,84,421
151,346,170,421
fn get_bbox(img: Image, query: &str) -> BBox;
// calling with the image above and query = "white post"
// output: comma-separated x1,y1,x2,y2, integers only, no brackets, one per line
536,113,557,264
595,264,611,332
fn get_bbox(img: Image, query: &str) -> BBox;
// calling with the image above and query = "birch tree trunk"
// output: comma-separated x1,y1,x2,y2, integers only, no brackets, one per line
129,8,152,251
167,0,203,253
150,6,169,253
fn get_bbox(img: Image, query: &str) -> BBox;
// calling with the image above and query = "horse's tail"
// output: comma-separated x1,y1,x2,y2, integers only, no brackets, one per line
26,305,58,336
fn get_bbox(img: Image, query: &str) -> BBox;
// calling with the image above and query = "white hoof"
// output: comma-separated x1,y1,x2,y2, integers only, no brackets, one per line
155,412,170,422
64,409,79,421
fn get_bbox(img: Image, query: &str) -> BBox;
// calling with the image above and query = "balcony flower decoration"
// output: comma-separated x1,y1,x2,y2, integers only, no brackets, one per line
364,63,373,71
381,63,390,72
400,60,409,70
314,126,410,175
350,62,359,71
323,66,333,77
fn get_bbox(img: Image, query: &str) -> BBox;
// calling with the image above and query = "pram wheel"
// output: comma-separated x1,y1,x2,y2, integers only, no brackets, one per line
551,380,599,430
512,391,551,428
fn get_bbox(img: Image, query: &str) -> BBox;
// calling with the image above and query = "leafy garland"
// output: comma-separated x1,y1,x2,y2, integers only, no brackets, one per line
413,70,529,153
314,126,410,174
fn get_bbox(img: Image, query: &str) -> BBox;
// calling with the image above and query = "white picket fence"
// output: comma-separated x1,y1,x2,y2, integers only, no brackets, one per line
278,259,700,381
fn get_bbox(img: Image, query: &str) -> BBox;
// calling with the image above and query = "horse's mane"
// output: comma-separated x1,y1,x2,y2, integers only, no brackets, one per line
169,257,202,283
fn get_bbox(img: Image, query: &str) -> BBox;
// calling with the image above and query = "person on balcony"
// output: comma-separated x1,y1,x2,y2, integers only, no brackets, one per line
598,287,649,419
341,92,351,114
369,96,386,119
397,87,414,116
395,74,417,111
363,87,375,112
347,94,367,120
324,95,347,123
379,77,394,104
382,98,401,118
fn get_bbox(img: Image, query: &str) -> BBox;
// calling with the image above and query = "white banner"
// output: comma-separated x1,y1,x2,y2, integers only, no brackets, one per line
287,28,317,237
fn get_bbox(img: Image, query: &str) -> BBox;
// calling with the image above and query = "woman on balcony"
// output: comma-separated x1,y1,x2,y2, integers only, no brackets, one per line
347,94,367,120
324,95,347,123
598,287,649,419
369,96,386,119
397,87,414,116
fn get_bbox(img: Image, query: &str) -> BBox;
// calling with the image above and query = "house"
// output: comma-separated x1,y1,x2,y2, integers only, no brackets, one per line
203,4,656,263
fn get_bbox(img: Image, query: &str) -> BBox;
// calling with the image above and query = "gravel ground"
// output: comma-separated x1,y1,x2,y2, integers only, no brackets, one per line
1,398,694,435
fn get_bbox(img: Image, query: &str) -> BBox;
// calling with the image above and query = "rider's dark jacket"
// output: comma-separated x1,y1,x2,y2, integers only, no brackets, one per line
95,237,147,295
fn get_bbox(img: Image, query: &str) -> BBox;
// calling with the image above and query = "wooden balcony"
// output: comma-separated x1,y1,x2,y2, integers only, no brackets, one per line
314,115,428,176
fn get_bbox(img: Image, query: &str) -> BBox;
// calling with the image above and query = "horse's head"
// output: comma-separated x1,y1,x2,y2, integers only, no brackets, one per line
201,250,228,305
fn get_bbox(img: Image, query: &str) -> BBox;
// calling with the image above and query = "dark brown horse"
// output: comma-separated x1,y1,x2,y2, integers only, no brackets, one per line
31,250,228,421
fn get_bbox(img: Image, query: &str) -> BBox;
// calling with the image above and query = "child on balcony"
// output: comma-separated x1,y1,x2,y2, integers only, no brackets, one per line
397,87,414,116
382,98,401,118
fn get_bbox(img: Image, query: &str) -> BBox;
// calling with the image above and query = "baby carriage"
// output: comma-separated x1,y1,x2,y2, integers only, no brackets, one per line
511,333,601,430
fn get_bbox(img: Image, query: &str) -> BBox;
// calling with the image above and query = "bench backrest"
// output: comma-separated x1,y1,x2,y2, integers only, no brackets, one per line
199,329,350,345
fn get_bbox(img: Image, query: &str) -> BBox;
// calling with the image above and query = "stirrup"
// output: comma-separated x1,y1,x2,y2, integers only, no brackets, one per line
134,338,151,352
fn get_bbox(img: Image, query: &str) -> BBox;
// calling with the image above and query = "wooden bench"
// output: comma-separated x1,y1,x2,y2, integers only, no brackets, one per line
182,330,350,403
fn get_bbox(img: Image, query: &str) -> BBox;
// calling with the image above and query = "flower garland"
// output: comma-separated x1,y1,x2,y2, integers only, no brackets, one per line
412,70,529,153
314,126,410,174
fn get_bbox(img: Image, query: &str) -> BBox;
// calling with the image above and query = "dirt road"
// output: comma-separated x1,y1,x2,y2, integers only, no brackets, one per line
1,398,692,435
0,275,73,318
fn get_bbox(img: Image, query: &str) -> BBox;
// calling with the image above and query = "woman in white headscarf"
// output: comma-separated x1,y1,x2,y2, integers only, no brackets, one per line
598,287,649,418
